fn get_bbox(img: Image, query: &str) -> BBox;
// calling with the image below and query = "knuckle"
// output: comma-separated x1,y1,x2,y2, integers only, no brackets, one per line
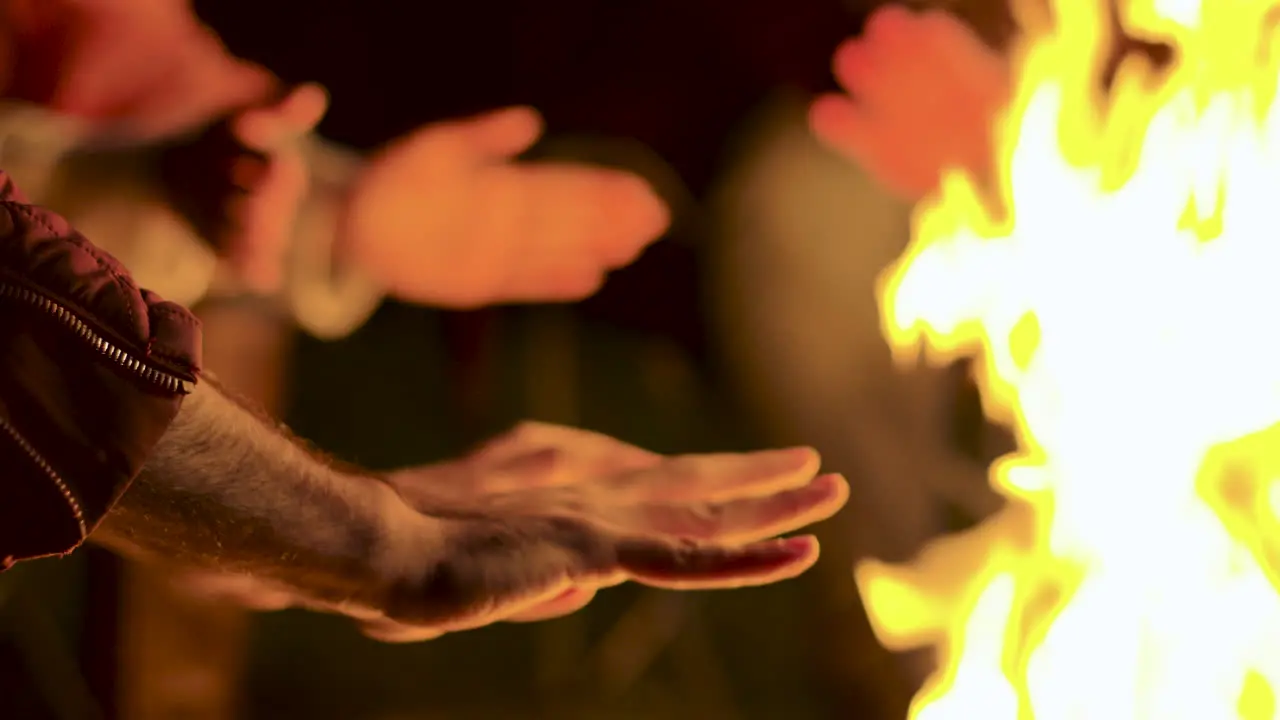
508,420,545,440
510,419,542,435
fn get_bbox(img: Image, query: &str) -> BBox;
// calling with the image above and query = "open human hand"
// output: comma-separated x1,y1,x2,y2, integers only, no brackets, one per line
809,5,1011,199
338,106,671,308
355,422,847,641
172,422,848,643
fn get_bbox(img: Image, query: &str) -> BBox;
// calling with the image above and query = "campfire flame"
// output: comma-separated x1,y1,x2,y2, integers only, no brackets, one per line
858,1,1280,718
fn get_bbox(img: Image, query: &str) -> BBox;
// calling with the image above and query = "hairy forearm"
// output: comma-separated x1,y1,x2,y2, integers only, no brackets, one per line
94,374,424,608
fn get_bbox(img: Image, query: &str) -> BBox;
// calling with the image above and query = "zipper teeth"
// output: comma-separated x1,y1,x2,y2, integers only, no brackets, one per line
0,281,190,394
0,415,86,540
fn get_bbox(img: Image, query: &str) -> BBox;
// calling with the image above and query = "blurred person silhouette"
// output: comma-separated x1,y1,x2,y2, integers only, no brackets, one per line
706,1,1017,702
714,1,1014,568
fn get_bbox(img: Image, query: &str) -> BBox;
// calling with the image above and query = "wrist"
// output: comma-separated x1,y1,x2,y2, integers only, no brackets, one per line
282,138,386,339
357,472,447,603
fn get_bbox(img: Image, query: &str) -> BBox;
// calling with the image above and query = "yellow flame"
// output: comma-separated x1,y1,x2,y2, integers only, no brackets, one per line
860,1,1280,718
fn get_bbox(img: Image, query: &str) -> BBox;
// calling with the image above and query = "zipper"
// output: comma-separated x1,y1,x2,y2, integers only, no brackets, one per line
0,280,191,394
0,414,86,540
0,278,193,544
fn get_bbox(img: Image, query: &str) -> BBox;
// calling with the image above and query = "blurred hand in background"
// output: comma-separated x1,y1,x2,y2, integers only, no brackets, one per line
809,5,1010,200
339,105,671,309
3,1,671,307
2,0,276,139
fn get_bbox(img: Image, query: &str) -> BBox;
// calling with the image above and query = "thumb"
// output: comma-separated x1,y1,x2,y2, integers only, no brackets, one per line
456,105,544,159
809,93,870,157
232,82,330,152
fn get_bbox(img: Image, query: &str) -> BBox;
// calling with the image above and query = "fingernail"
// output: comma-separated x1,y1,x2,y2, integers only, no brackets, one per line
818,473,851,504
780,536,819,560
762,446,821,475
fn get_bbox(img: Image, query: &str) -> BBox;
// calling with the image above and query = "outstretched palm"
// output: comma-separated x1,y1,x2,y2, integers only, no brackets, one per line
366,423,844,640
176,422,848,643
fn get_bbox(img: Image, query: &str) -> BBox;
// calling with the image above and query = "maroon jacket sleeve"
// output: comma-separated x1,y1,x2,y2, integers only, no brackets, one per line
0,171,202,567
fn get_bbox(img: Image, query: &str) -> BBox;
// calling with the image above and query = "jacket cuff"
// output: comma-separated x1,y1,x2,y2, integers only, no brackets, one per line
0,172,201,563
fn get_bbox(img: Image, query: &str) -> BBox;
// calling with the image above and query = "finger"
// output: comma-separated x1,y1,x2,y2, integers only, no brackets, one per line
470,162,666,302
471,447,568,494
471,422,661,477
222,150,308,292
917,9,1005,82
871,9,1008,121
459,164,594,302
217,85,328,292
619,535,821,590
504,586,597,622
809,94,874,159
631,473,849,544
363,575,578,642
831,12,947,133
456,105,545,159
493,240,609,304
232,82,330,151
594,169,670,266
810,94,940,198
515,267,607,304
359,618,446,643
880,12,987,121
838,6,931,99
608,446,820,503
864,4,925,50
831,36,879,97
517,163,670,267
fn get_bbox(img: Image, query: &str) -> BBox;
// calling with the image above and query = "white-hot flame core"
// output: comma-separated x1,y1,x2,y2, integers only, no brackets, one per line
861,1,1280,718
